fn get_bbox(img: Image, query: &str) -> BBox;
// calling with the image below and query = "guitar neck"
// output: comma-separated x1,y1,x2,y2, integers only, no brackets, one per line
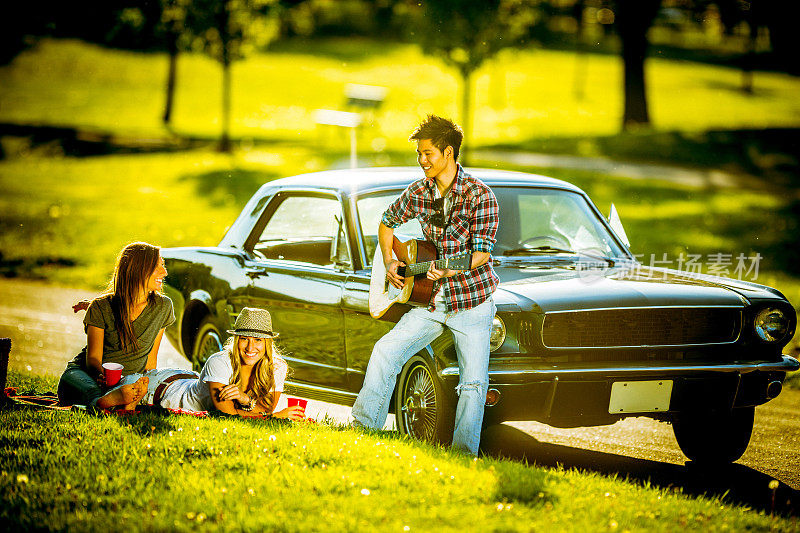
406,257,461,276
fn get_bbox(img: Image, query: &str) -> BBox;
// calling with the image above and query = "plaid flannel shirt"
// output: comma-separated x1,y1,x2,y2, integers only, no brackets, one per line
381,164,500,312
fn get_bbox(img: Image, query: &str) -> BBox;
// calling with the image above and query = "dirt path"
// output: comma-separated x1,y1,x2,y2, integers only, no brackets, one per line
2,277,798,514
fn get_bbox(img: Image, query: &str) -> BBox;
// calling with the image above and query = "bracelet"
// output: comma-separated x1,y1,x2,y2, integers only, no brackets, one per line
238,396,255,412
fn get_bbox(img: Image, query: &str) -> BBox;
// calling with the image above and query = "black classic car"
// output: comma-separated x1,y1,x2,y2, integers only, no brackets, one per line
162,167,798,464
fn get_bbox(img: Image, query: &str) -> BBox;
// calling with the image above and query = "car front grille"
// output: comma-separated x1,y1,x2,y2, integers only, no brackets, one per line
518,319,539,349
540,307,742,348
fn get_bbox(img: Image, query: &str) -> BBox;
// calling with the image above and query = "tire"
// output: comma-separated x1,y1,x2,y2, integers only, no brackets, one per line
394,356,456,445
672,407,755,465
192,317,224,372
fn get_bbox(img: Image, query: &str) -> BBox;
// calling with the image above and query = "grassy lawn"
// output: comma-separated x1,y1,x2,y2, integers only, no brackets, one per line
1,38,799,148
1,372,793,532
0,145,416,288
0,146,327,288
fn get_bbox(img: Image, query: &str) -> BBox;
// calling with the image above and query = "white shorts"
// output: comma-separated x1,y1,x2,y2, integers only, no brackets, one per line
115,368,200,406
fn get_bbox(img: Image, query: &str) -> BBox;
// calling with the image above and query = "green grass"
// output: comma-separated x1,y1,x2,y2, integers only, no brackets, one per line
0,149,246,287
1,371,793,532
0,146,407,288
1,38,800,147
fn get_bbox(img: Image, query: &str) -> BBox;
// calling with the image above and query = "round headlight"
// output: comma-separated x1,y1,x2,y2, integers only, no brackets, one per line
754,307,789,343
489,316,506,352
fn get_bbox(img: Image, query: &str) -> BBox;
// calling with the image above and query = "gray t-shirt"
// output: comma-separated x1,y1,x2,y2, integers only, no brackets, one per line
68,293,175,376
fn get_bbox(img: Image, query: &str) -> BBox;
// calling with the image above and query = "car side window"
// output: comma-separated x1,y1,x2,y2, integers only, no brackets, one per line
253,195,350,267
356,192,424,266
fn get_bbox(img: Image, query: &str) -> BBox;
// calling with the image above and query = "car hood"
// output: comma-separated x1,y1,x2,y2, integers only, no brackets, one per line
492,261,770,313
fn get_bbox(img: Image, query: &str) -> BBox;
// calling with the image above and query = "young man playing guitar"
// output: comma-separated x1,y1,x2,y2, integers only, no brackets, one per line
352,115,499,456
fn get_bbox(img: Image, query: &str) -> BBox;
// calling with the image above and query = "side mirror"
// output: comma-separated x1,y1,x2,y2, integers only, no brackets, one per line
608,204,630,248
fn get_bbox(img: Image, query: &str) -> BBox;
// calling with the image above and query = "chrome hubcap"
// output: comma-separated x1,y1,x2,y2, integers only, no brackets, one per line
197,330,222,368
400,365,437,441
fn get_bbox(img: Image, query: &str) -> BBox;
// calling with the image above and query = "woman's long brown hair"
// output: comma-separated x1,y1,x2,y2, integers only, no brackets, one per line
226,335,284,414
102,242,161,351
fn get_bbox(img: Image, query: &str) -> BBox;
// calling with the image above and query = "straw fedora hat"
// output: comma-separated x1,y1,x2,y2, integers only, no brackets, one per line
227,307,279,339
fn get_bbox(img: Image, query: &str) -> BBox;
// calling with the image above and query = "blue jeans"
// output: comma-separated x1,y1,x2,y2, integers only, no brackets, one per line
351,296,496,455
57,366,103,407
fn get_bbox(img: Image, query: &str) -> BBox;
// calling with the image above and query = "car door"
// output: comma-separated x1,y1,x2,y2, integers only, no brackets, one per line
243,191,349,390
343,189,425,391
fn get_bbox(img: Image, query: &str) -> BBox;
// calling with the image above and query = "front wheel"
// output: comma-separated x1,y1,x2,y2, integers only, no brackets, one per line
192,317,223,372
672,407,755,465
394,356,455,445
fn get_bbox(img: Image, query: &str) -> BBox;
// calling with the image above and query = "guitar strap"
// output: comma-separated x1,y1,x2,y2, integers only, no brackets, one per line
433,186,453,305
433,186,453,237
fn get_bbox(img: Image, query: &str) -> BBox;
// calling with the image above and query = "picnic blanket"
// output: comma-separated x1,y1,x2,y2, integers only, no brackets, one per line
2,387,71,411
1,386,218,417
1,387,284,420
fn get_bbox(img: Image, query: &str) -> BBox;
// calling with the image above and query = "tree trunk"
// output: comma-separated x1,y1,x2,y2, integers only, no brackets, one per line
615,0,661,131
162,30,178,127
220,55,232,152
741,21,757,94
765,2,800,75
218,4,232,153
573,0,587,101
460,68,472,166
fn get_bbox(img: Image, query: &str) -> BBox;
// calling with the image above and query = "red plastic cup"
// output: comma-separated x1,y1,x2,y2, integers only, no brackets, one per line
102,362,123,387
287,397,307,411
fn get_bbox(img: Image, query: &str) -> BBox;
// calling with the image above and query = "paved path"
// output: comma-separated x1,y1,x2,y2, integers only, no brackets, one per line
471,149,769,190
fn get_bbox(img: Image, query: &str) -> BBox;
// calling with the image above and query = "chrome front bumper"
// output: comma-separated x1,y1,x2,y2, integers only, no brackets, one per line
441,355,799,425
441,355,800,380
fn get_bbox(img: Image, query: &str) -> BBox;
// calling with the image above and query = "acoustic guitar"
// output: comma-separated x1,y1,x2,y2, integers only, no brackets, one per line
369,236,471,318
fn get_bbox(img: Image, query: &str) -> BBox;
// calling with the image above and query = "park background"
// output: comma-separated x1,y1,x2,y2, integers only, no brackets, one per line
1,1,800,531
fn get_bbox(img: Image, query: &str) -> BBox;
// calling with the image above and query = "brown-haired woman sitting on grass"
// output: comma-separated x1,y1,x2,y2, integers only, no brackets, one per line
58,242,174,410
96,307,305,419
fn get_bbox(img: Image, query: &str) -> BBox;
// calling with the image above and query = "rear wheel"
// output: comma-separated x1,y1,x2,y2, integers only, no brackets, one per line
192,317,223,372
395,356,455,445
672,407,755,465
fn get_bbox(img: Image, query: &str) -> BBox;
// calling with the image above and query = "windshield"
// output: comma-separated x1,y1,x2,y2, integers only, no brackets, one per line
356,187,626,266
493,187,626,258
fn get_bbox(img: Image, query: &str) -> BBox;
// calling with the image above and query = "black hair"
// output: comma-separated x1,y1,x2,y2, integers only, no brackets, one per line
409,115,463,161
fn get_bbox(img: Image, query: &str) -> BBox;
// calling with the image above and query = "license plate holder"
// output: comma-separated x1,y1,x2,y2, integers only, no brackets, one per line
608,380,673,414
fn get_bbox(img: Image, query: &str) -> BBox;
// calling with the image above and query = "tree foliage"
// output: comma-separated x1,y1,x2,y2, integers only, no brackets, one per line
405,0,543,162
409,0,540,79
171,0,280,64
165,0,281,150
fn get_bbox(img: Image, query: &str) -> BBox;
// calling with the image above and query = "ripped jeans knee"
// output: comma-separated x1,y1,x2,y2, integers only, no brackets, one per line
455,380,487,397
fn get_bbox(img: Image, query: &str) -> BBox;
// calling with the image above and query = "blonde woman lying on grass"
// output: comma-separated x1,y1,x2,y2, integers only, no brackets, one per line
97,307,305,419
